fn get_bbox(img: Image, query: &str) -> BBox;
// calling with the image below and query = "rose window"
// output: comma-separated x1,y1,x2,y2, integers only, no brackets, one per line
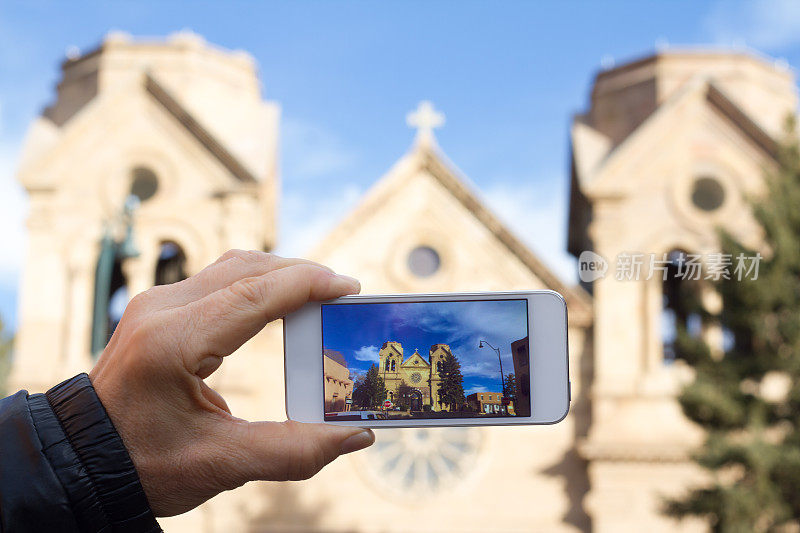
354,428,485,498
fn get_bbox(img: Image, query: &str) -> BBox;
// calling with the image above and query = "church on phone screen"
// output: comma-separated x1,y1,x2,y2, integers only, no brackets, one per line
379,342,448,411
8,31,795,532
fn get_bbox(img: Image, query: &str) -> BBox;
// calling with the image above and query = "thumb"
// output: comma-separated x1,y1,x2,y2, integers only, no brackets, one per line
229,420,375,482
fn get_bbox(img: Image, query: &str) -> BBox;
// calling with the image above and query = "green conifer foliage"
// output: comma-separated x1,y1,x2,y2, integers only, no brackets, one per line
504,373,517,402
437,351,465,411
396,382,414,411
666,119,800,531
352,364,387,410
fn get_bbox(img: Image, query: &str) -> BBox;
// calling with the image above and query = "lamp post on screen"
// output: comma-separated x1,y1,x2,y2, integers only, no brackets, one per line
382,359,387,411
478,340,505,400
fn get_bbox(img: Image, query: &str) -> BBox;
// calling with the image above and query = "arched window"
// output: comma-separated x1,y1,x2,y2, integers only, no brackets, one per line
155,242,187,286
436,361,443,373
385,359,391,371
662,250,702,364
107,257,128,339
391,360,396,371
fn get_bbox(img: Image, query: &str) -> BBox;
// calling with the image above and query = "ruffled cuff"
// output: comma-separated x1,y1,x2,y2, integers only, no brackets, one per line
29,373,162,532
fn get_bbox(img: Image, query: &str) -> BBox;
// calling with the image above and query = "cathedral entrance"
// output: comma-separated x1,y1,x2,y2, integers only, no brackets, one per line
410,390,423,411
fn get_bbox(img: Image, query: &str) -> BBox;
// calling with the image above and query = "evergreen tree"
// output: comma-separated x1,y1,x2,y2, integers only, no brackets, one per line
352,364,387,410
0,314,13,397
504,373,517,402
666,119,800,531
437,351,465,411
396,382,413,411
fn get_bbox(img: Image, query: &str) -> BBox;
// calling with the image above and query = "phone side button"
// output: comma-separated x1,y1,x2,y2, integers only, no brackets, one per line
568,381,572,403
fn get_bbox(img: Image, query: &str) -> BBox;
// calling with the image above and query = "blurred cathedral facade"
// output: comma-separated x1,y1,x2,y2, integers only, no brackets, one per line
9,32,798,532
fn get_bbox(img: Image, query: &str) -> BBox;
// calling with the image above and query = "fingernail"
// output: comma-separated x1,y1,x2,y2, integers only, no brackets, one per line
335,274,361,291
340,429,374,454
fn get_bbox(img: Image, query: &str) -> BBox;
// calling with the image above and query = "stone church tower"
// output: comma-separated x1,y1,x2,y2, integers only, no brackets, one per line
376,342,451,411
569,52,798,532
10,32,279,393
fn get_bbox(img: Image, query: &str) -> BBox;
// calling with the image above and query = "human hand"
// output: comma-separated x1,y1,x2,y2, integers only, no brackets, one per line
89,250,374,517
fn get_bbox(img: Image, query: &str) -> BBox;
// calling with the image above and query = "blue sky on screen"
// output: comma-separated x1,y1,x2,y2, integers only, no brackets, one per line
322,299,528,396
3,1,800,331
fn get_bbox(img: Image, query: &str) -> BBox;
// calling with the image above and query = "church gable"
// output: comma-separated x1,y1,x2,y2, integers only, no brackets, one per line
380,341,403,359
310,129,592,326
20,79,251,198
590,83,775,248
569,79,784,260
401,350,430,369
581,80,779,199
143,75,258,183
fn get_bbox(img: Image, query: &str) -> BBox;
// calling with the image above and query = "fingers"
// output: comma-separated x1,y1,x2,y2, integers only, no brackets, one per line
167,250,335,308
181,263,360,365
228,420,374,482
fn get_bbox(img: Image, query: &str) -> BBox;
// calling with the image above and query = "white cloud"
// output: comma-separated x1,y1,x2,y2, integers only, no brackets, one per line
464,385,488,396
480,180,577,285
275,182,362,257
382,299,526,381
461,361,503,379
274,116,364,258
282,117,359,180
704,0,800,51
353,344,379,362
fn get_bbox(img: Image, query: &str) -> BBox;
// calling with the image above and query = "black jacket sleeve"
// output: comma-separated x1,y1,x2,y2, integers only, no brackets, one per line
0,374,161,533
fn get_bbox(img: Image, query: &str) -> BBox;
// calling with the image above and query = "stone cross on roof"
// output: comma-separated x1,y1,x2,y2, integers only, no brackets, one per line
406,100,445,147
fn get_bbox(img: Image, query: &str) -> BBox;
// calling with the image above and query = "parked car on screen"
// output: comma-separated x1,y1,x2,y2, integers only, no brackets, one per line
325,411,387,421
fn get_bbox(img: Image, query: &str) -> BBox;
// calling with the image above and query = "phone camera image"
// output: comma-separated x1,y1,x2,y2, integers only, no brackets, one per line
321,299,531,421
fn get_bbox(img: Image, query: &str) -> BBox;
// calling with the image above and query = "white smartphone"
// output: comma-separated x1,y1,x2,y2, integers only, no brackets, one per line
283,291,570,428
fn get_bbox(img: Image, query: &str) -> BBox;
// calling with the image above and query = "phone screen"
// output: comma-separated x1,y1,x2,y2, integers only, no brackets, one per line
321,299,531,421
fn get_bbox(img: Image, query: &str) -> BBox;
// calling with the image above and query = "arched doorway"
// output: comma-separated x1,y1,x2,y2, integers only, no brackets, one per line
107,257,128,339
662,250,703,364
155,242,187,286
410,389,423,411
91,233,129,357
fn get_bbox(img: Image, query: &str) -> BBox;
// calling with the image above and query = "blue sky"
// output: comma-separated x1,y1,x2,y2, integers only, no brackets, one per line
3,1,800,332
322,299,528,395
